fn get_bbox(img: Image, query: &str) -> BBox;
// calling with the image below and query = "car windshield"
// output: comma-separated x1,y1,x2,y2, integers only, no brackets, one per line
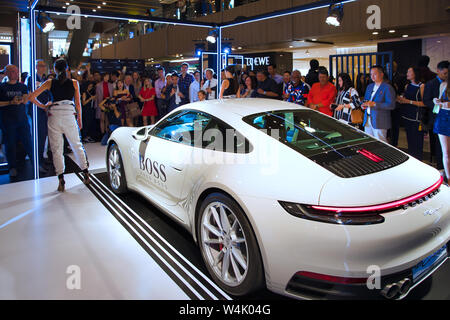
243,109,373,158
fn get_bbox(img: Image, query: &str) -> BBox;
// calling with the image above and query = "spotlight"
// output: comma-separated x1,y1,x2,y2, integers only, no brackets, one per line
206,29,218,44
36,13,55,33
195,43,206,57
222,42,232,54
326,3,344,27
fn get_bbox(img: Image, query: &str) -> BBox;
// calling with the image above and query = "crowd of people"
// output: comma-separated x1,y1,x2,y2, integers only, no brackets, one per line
0,54,448,188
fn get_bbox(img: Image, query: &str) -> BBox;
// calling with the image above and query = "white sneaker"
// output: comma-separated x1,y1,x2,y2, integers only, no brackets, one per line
9,168,18,177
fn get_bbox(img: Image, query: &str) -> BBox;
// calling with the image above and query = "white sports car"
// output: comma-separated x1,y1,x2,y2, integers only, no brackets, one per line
106,98,450,299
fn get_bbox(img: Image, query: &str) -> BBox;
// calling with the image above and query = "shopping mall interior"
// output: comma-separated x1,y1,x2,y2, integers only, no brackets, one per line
0,0,449,305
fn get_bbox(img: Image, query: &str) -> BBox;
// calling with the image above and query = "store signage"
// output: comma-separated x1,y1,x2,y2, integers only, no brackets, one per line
243,56,271,70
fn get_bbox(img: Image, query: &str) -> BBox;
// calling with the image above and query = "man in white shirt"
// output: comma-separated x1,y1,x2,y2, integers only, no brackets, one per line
189,70,201,103
201,68,218,100
154,67,166,118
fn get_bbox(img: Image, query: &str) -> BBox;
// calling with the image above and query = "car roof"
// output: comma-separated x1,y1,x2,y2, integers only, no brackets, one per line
177,98,309,118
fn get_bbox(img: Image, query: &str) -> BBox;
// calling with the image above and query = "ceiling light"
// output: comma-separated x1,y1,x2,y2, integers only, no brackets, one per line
402,34,409,38
372,31,379,35
237,46,242,50
97,6,101,9
93,9,96,12
326,3,344,27
289,46,294,48
103,2,107,4
311,38,317,41
389,30,396,33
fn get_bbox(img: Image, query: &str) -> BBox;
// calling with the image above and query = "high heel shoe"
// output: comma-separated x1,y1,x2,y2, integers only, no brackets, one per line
57,174,65,192
82,169,90,185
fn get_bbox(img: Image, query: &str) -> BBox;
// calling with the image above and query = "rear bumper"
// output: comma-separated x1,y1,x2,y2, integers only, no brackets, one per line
285,246,449,300
237,185,450,299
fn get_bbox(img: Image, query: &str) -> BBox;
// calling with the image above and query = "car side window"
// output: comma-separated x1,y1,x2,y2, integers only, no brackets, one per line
203,119,253,154
150,110,212,146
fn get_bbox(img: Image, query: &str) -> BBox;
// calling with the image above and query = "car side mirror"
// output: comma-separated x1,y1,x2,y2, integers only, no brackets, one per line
132,128,149,141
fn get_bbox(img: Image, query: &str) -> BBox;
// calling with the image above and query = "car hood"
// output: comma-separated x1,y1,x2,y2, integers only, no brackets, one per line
318,156,442,207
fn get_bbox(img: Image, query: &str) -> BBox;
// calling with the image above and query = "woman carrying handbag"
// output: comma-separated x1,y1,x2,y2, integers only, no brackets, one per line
334,73,363,129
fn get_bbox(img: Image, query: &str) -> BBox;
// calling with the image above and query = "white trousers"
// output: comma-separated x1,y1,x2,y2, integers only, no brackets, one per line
365,117,388,143
48,102,88,176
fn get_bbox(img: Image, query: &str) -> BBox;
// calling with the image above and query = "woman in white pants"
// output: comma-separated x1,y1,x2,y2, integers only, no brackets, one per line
29,59,90,191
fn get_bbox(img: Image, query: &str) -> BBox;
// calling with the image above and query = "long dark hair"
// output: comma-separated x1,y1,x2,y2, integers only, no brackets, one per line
246,75,257,90
356,73,368,96
338,73,353,92
54,59,68,84
225,65,239,91
408,67,421,84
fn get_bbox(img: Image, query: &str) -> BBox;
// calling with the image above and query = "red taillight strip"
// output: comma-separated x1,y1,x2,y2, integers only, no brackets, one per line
312,176,444,213
296,271,367,284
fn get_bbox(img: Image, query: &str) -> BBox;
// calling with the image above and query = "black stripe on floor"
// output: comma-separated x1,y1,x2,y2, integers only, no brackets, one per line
75,172,212,300
89,173,229,300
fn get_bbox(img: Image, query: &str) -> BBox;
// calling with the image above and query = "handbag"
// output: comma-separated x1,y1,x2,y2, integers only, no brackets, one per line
351,108,364,124
126,102,141,118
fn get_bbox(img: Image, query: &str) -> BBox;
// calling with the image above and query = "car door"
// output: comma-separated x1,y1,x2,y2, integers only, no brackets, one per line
144,110,213,214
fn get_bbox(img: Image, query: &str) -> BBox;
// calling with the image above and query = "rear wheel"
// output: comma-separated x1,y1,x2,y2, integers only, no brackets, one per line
197,193,264,296
107,144,127,194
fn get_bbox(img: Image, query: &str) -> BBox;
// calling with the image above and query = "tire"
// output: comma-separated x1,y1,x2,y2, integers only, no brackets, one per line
197,192,264,296
107,143,128,194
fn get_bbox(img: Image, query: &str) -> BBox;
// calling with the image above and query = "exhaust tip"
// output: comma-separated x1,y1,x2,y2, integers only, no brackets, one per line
398,278,412,296
381,283,400,299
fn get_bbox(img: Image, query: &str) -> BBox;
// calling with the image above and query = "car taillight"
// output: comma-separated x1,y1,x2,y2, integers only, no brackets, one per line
279,176,444,225
279,201,385,225
296,271,368,285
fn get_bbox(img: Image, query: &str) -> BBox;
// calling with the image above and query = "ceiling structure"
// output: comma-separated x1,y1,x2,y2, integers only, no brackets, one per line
0,0,29,12
44,0,198,17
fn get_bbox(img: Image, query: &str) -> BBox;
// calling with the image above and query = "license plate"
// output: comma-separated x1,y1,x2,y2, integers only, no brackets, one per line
412,245,447,281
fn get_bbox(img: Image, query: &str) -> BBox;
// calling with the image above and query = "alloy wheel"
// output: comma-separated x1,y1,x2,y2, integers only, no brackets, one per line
108,147,122,190
200,202,249,287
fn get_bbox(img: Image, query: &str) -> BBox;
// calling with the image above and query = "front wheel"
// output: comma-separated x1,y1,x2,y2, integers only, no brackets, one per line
197,193,264,296
107,143,128,194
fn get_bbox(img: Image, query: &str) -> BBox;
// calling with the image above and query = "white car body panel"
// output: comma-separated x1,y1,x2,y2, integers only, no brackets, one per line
108,98,450,299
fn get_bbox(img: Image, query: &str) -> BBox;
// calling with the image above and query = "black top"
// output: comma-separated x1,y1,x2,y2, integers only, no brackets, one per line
402,82,423,121
223,77,237,97
305,69,319,87
50,79,75,102
254,77,279,99
0,82,28,124
107,107,121,126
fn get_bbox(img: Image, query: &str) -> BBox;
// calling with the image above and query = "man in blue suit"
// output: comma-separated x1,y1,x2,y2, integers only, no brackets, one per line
361,65,397,143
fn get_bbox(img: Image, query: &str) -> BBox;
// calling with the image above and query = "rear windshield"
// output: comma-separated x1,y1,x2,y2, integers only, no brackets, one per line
243,109,373,158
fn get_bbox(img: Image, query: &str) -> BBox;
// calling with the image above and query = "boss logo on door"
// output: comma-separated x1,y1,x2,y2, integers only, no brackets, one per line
139,155,167,182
